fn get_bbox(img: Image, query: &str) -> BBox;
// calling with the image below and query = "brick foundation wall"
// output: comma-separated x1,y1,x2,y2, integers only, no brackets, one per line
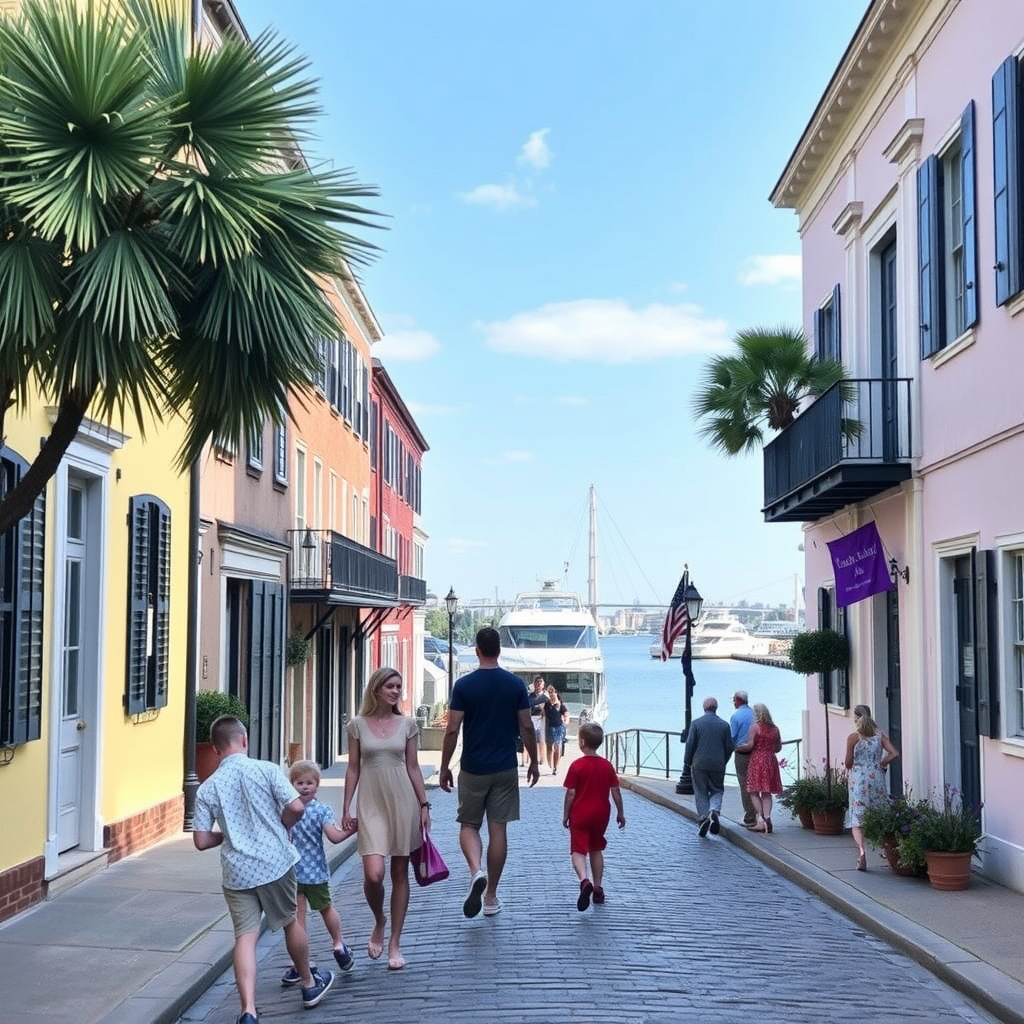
0,857,45,923
103,793,184,864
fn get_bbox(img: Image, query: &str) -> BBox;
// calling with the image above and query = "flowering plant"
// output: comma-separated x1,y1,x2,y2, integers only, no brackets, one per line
779,762,848,815
861,791,931,871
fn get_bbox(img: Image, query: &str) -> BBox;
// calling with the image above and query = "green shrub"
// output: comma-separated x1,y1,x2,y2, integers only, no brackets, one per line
196,689,249,743
912,784,982,854
789,628,849,675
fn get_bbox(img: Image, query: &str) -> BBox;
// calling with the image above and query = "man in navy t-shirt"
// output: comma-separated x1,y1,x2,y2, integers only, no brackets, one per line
440,627,539,918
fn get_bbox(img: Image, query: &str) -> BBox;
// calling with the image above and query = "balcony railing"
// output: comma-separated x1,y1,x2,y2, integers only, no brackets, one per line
763,377,913,523
398,574,427,605
288,529,398,606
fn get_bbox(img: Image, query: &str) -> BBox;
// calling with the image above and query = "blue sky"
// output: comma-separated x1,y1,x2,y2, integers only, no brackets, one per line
239,0,867,610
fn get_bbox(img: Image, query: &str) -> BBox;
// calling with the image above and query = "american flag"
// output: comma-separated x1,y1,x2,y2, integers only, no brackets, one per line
660,572,691,661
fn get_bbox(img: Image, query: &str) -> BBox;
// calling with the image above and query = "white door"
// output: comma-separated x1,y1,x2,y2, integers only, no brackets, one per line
57,483,86,852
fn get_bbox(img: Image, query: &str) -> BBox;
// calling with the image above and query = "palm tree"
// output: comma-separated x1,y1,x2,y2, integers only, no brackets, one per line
693,325,852,456
0,0,381,534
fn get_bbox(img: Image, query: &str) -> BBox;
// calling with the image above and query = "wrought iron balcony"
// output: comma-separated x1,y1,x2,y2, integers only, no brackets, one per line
288,529,398,607
398,574,427,605
763,377,913,523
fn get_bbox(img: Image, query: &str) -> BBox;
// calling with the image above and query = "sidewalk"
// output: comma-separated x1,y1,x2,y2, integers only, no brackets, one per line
0,752,444,1024
620,774,1024,1024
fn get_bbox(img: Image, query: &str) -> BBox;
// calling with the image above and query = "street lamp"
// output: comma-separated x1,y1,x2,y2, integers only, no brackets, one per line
675,575,704,795
444,586,458,702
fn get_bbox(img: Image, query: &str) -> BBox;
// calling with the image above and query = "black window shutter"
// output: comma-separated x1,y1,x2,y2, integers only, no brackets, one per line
267,582,283,762
814,306,826,361
960,101,979,328
992,56,1021,305
817,586,832,704
834,601,850,710
918,155,943,356
830,283,842,363
4,451,45,745
974,548,1000,739
328,340,339,408
125,495,170,714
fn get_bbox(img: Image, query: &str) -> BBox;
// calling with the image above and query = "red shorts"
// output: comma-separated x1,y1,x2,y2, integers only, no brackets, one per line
569,821,608,855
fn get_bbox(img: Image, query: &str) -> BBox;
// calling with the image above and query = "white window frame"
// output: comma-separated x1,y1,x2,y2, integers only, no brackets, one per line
295,446,307,532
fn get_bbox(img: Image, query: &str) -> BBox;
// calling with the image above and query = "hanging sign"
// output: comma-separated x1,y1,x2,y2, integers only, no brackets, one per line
826,522,894,608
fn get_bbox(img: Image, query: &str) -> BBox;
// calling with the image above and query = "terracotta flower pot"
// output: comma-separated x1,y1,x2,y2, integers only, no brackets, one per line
196,741,220,783
882,836,924,877
796,806,815,830
925,850,973,891
811,808,846,835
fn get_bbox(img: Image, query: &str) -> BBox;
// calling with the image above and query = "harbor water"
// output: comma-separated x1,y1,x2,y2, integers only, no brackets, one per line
601,634,808,783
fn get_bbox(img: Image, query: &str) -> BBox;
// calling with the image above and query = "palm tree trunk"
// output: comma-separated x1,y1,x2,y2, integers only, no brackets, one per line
0,387,94,535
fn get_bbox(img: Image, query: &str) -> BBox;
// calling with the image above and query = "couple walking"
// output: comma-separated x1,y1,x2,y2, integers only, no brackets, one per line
683,693,783,836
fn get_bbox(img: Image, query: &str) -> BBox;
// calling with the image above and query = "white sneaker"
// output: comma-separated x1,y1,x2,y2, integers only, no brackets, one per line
463,870,487,918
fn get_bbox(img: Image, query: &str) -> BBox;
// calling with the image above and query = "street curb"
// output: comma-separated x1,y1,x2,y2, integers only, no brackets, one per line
99,836,362,1024
620,777,1024,1024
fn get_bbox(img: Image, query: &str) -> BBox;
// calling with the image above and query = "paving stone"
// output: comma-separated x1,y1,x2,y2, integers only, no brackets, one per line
178,787,997,1024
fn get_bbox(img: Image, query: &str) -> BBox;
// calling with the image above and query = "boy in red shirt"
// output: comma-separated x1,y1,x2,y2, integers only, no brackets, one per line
562,722,626,910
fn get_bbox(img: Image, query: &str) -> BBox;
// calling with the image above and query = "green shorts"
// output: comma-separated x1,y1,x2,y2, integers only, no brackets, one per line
457,768,520,827
223,867,297,938
297,881,332,912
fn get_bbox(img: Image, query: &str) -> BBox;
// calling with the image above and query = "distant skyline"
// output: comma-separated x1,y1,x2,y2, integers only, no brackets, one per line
238,0,868,608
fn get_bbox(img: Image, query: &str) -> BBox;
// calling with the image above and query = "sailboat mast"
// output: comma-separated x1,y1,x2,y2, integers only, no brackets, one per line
587,484,598,621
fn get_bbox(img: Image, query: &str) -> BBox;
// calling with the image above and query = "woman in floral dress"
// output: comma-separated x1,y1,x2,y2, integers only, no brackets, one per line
735,703,783,833
844,704,900,871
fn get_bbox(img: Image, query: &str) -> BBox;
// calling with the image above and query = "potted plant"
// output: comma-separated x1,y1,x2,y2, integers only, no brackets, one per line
286,629,312,668
778,771,825,830
789,627,849,807
860,792,930,876
805,766,849,835
911,785,983,891
195,689,250,782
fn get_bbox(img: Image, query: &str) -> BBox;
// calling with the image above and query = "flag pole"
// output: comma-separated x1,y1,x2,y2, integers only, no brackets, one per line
676,567,696,795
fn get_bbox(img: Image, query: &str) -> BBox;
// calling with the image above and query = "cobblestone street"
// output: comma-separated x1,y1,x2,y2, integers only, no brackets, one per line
180,783,994,1024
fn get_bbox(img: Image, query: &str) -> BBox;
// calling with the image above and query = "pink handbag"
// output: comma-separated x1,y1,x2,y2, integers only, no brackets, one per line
410,827,449,887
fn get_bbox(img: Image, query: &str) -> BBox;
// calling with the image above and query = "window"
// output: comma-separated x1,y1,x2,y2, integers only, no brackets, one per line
273,422,288,485
0,448,45,745
328,338,340,408
370,400,379,469
312,459,323,531
816,586,848,709
247,424,264,472
1012,552,1024,738
125,495,170,715
329,471,337,532
314,337,328,394
918,101,978,356
295,447,307,531
993,55,1023,304
814,285,841,363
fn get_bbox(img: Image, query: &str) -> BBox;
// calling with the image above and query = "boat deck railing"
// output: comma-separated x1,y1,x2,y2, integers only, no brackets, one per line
606,729,802,786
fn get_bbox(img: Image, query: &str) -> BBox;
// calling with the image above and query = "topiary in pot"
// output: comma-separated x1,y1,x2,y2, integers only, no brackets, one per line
790,628,850,802
195,690,250,781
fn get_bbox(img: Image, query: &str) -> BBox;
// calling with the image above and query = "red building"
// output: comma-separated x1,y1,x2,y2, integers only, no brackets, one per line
370,360,429,712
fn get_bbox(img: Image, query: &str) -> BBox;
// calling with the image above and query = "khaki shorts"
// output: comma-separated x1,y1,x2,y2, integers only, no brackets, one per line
297,880,332,912
457,768,520,827
223,867,298,938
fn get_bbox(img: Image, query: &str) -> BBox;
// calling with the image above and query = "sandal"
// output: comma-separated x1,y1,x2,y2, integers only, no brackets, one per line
765,817,773,834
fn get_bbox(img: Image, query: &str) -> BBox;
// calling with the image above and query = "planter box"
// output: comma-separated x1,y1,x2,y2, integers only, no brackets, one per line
419,726,446,751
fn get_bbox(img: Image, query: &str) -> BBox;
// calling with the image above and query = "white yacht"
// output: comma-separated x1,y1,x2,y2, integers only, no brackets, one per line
752,619,804,640
497,581,607,729
649,609,771,659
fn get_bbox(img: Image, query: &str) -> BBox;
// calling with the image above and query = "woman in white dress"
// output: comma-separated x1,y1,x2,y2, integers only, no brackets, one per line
342,668,431,970
844,704,899,871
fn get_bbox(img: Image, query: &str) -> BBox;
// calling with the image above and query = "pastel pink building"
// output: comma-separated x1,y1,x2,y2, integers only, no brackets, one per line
770,0,1024,891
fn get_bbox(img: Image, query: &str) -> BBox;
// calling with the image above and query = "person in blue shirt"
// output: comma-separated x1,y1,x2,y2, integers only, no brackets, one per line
279,760,358,988
439,627,539,918
730,691,757,827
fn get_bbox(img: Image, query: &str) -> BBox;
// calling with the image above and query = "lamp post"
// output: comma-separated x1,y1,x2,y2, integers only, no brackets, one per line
675,575,704,795
444,586,458,703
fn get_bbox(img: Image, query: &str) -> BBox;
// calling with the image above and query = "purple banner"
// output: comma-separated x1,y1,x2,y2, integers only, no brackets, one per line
826,522,895,608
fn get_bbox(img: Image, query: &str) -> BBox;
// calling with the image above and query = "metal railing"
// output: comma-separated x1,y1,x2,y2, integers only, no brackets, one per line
607,729,802,787
398,574,427,604
763,377,912,506
287,528,397,601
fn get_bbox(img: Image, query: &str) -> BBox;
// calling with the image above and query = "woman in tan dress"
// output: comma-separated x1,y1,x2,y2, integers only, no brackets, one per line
341,667,430,971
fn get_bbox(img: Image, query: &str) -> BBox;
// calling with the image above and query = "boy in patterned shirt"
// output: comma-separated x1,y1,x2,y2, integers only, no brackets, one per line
194,717,335,1024
280,760,358,986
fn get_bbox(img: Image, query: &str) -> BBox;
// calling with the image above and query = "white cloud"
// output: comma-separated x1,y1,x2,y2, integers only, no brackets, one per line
556,395,588,406
375,328,441,361
406,401,465,417
458,183,535,211
669,281,689,293
738,253,802,286
478,299,730,364
518,128,552,170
